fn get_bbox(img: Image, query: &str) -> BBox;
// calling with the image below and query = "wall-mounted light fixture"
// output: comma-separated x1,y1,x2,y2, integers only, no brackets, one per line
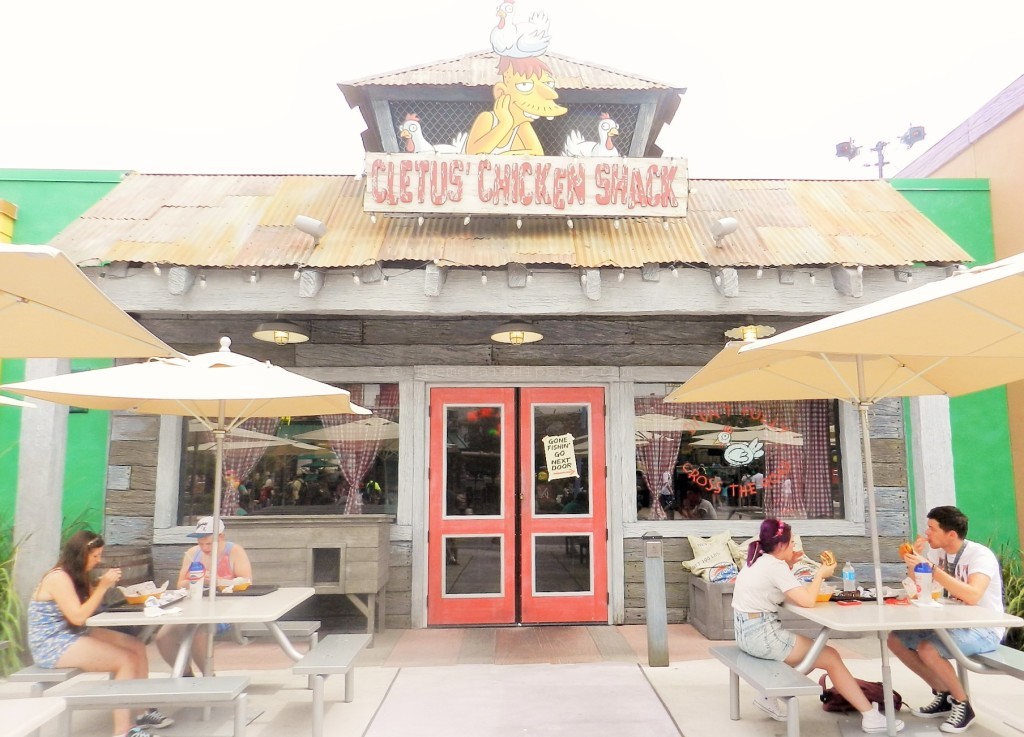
252,321,309,345
711,217,739,246
724,324,776,342
490,320,543,346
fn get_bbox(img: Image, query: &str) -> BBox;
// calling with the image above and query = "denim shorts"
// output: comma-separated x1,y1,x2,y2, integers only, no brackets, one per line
734,611,796,661
893,627,1000,658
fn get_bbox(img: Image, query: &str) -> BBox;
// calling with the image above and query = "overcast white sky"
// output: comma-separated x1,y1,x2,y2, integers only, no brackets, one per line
2,0,1021,180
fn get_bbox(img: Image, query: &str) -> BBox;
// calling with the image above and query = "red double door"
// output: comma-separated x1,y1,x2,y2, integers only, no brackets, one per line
427,387,607,625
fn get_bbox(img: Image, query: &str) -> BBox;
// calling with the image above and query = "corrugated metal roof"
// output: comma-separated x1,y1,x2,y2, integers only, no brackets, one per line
51,174,972,270
341,50,681,92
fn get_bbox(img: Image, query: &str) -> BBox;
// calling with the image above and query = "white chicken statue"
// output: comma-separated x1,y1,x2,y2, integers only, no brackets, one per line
397,114,468,154
490,1,551,58
562,113,621,157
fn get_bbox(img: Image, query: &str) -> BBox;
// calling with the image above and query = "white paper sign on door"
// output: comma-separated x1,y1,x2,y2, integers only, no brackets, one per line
542,433,578,480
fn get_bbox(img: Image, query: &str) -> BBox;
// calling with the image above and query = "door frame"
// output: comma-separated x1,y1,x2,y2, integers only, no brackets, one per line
413,370,623,628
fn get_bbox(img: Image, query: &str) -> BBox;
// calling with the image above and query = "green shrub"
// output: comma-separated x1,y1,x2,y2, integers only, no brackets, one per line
999,545,1024,651
0,520,23,675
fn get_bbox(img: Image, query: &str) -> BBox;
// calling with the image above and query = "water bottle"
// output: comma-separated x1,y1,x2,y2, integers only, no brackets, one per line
914,562,933,601
842,561,856,593
187,559,205,600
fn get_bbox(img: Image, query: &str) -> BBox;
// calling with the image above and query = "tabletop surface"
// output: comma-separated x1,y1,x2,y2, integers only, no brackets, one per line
783,599,1024,632
87,586,315,627
0,696,65,737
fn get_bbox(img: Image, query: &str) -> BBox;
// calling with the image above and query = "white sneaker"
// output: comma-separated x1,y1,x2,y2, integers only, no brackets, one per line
752,695,787,721
862,703,905,733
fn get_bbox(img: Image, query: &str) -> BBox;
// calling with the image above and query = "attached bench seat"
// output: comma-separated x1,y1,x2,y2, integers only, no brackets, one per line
972,644,1024,678
231,620,320,648
293,633,372,737
58,676,249,737
710,645,820,737
8,666,85,697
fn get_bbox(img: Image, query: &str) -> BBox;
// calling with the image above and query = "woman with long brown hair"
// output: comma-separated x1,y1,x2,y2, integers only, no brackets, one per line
28,530,172,737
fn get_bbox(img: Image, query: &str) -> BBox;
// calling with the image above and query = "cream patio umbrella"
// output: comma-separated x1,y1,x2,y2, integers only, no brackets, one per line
3,337,370,604
0,244,178,358
0,395,34,408
666,253,1024,730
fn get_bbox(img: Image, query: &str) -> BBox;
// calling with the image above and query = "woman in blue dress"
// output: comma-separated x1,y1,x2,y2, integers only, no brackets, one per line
28,531,173,737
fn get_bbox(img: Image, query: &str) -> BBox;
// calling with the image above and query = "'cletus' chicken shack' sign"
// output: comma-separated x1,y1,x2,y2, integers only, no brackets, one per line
361,2,688,220
363,153,688,218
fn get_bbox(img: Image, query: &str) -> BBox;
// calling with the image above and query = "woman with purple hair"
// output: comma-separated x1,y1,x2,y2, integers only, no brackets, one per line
731,519,904,733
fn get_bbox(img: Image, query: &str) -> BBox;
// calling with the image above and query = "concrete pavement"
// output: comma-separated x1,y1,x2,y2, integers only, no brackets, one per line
3,625,1023,737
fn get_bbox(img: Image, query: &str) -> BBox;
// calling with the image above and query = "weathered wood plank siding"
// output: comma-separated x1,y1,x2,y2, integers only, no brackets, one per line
110,313,913,628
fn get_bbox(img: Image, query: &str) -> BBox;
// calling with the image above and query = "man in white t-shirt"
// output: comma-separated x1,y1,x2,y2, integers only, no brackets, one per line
888,506,1004,734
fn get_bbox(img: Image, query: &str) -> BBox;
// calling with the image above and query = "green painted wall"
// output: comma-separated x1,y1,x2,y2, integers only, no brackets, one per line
892,178,1019,550
0,170,124,531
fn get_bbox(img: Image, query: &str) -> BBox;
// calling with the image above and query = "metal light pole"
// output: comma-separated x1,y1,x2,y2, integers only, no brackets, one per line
835,125,926,179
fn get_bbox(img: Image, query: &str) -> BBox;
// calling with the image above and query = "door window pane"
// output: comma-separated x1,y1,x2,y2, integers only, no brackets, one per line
533,535,592,593
444,536,502,595
531,404,590,516
445,405,503,517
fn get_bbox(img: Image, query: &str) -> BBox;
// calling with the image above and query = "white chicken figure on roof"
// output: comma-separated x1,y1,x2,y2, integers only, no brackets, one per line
397,114,468,154
562,113,621,157
490,0,551,59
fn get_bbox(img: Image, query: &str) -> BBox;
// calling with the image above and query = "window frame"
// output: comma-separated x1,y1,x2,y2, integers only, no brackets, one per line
619,369,867,538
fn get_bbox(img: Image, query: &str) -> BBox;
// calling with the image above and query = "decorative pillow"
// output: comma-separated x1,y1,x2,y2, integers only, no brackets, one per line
683,531,739,582
687,530,733,556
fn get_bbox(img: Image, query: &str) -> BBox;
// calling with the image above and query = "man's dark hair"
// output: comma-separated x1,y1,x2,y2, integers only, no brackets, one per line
927,505,968,538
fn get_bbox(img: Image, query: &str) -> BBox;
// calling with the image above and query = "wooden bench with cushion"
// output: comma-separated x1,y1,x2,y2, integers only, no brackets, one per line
710,644,821,737
292,633,372,737
57,675,249,737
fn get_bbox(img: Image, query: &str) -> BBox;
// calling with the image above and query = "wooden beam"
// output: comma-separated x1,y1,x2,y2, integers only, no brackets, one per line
711,267,739,297
360,262,383,284
167,266,197,295
581,269,601,301
830,265,863,298
425,263,447,297
89,266,954,317
778,268,796,285
507,263,529,288
641,263,661,282
298,270,325,298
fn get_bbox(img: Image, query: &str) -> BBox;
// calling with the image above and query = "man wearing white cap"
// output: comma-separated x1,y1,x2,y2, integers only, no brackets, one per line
154,517,253,675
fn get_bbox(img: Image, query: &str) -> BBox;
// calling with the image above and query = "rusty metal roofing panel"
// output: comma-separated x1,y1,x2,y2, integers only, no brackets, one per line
342,50,680,92
50,173,972,272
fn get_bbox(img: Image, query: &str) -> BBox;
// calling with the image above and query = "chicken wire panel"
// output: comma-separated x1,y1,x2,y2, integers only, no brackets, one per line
387,100,640,157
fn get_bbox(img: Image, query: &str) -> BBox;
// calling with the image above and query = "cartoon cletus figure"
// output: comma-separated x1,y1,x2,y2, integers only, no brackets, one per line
562,113,621,157
467,1,567,156
398,114,468,154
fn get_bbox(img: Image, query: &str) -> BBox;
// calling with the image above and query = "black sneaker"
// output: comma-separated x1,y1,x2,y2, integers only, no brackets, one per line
136,708,174,729
911,690,952,718
939,698,976,733
125,728,153,737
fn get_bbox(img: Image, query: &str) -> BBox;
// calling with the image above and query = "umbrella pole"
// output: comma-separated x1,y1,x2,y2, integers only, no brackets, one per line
857,359,897,736
205,404,226,676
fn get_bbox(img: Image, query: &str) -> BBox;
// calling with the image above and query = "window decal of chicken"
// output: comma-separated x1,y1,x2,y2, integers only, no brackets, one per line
562,113,621,158
398,114,468,154
466,1,567,156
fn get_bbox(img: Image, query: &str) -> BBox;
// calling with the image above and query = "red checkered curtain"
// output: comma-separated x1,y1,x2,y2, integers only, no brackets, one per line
635,396,692,520
662,399,833,520
320,384,398,515
756,401,832,520
204,417,279,516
